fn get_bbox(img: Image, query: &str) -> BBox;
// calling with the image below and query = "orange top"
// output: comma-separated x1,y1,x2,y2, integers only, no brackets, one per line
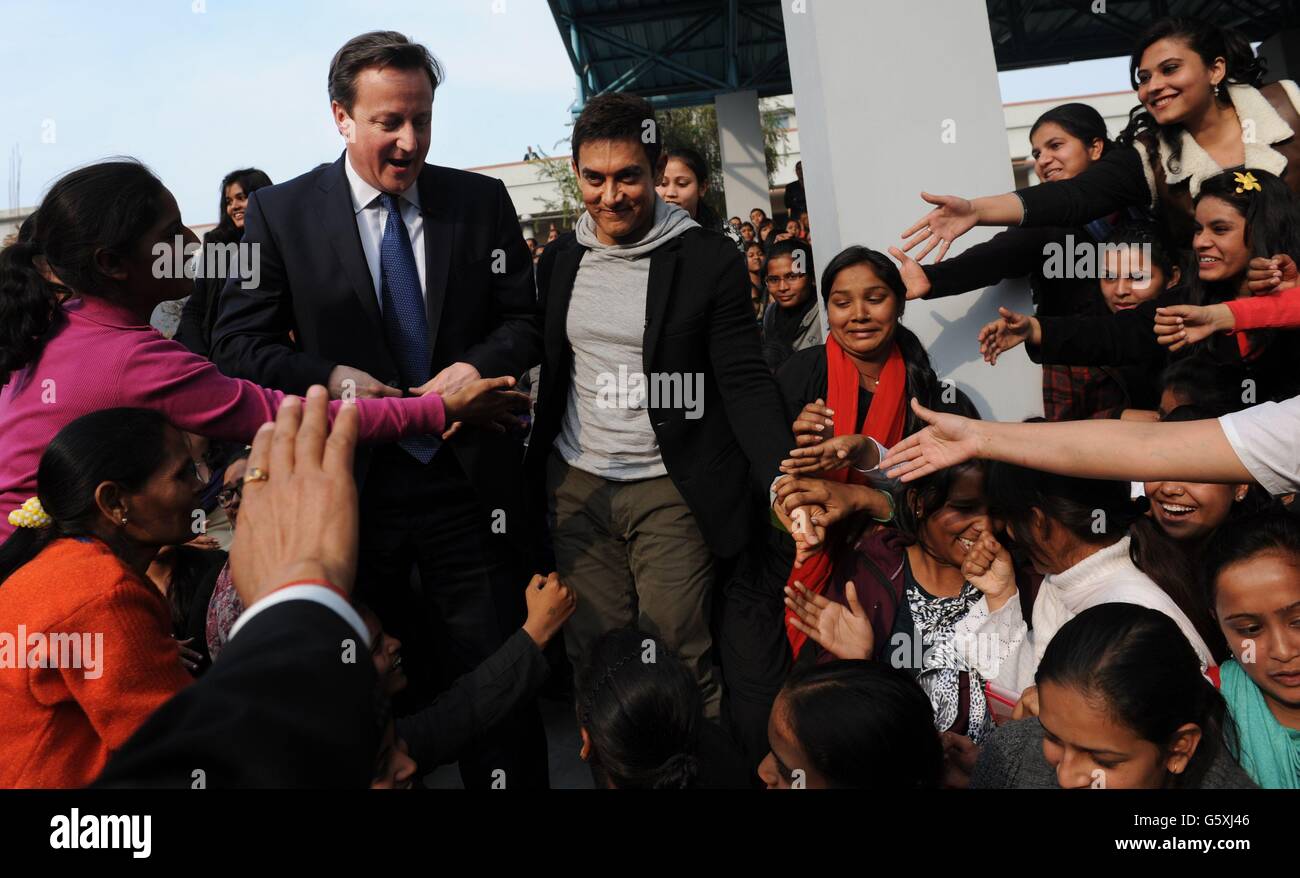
0,537,191,787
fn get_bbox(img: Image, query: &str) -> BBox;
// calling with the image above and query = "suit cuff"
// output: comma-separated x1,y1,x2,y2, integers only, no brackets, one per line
230,584,369,644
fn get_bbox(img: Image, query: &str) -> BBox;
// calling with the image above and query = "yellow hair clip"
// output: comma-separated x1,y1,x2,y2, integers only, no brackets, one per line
1234,171,1261,194
8,497,51,529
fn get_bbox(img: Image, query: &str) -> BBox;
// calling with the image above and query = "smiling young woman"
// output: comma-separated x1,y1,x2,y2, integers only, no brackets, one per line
900,18,1300,261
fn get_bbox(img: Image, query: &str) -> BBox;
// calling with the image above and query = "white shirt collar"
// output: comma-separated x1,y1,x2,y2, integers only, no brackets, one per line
343,153,421,215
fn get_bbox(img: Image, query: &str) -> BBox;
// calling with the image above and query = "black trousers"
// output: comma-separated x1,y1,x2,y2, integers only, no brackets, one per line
356,444,548,789
716,514,794,776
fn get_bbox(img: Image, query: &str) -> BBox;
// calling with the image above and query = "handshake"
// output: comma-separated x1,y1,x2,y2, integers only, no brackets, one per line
328,361,531,439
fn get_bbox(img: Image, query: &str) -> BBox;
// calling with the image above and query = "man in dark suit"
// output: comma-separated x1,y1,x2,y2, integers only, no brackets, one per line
527,93,795,719
210,31,545,787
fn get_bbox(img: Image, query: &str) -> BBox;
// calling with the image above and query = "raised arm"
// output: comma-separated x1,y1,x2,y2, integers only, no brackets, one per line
119,333,528,445
899,145,1149,260
880,399,1255,486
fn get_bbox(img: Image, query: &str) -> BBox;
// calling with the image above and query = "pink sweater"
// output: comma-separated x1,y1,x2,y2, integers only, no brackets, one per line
0,296,446,540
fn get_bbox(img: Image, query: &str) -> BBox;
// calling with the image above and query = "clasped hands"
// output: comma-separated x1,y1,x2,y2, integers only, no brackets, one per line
772,400,887,564
327,361,530,439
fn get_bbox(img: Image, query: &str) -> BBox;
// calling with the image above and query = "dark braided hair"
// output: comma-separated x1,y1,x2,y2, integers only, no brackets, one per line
576,628,702,790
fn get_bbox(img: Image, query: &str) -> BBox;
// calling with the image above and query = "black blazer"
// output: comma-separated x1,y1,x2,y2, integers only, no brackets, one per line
209,155,542,518
526,227,792,558
96,600,379,788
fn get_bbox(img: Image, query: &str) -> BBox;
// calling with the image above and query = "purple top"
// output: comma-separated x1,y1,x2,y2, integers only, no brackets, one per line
0,296,446,540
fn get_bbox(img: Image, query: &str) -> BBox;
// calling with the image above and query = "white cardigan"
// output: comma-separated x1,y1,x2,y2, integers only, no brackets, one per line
953,535,1213,695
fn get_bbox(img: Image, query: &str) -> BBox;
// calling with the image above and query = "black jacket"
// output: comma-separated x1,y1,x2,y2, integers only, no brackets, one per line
96,600,379,788
173,232,230,359
209,154,542,531
526,227,792,558
396,627,549,770
923,224,1105,319
1030,300,1170,411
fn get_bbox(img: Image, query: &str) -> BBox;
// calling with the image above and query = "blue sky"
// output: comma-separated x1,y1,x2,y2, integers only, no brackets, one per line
0,0,1133,225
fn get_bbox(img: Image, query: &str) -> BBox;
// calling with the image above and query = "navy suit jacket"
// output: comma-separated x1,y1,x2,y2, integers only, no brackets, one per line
210,154,542,532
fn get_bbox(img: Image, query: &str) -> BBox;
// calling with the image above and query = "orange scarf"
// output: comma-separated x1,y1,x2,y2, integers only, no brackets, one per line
784,336,907,658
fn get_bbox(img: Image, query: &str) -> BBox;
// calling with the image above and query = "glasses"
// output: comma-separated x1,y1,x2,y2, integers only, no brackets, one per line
765,272,806,287
216,481,244,509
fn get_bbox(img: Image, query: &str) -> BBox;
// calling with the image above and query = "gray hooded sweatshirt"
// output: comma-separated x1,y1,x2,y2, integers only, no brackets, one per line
555,198,699,480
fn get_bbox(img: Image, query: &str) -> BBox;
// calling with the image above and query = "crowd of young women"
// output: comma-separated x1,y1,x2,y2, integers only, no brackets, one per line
1,14,1298,790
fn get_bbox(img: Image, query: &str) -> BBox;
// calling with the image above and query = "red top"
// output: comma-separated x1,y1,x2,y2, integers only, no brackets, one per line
0,538,194,788
1226,286,1300,332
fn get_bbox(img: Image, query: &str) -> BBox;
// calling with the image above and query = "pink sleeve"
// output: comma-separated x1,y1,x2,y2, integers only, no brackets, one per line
1226,286,1300,332
117,335,446,443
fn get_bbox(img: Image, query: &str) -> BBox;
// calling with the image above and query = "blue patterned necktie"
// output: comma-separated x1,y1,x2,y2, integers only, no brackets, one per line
379,192,439,463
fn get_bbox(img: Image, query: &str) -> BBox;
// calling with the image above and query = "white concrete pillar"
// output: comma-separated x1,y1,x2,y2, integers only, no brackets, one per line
781,0,1042,422
715,89,771,223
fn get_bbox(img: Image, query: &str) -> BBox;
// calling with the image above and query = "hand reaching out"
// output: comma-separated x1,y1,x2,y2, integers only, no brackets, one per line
977,307,1036,365
791,399,835,446
1153,303,1234,351
888,246,932,300
879,399,982,482
784,580,874,660
1245,254,1299,294
521,572,577,649
781,433,874,476
899,192,979,262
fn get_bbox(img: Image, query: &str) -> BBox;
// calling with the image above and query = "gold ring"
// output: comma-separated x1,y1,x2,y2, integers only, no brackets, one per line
244,467,270,484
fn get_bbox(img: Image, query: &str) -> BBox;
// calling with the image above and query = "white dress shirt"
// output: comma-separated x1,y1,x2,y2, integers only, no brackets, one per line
343,155,427,307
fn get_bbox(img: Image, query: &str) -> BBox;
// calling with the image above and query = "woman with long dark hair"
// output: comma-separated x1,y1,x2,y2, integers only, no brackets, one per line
783,406,1036,745
1130,404,1281,665
0,409,199,787
902,18,1300,257
973,603,1252,789
1202,510,1300,787
655,146,729,235
968,462,1214,699
758,659,943,789
174,168,273,358
0,160,525,540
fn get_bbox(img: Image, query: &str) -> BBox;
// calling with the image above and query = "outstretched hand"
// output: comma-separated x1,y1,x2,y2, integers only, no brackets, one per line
1153,303,1234,351
899,192,978,263
879,398,982,482
977,307,1035,365
888,246,932,300
784,580,874,660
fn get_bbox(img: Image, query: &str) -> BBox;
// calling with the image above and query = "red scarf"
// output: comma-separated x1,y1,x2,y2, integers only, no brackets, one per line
784,336,907,658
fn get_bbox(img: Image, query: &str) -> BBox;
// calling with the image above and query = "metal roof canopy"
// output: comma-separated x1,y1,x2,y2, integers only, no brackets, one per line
550,0,1297,112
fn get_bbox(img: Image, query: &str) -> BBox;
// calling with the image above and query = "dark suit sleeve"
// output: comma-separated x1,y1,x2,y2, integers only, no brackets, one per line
174,275,214,357
1033,301,1164,367
923,226,1061,299
394,628,549,769
459,179,544,379
209,190,336,393
95,600,379,789
1015,144,1150,228
706,240,796,492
